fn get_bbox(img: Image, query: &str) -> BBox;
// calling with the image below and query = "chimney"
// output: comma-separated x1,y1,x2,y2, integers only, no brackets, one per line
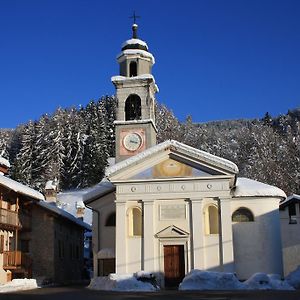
0,156,10,175
76,201,85,220
44,179,59,203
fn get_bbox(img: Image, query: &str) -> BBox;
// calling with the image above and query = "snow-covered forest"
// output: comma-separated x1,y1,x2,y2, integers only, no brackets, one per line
0,96,299,196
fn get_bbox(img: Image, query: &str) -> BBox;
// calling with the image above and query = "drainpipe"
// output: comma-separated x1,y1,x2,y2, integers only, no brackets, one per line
217,198,224,271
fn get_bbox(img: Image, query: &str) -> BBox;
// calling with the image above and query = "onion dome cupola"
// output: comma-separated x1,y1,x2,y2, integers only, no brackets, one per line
117,23,155,77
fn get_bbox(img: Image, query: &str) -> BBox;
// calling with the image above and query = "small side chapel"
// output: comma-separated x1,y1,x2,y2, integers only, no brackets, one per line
85,22,286,287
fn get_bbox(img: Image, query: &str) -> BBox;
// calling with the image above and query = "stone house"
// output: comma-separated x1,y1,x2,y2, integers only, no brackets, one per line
0,158,90,284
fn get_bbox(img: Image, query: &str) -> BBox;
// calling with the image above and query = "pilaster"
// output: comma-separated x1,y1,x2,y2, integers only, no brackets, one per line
189,198,205,270
143,200,156,271
115,201,127,273
220,197,234,272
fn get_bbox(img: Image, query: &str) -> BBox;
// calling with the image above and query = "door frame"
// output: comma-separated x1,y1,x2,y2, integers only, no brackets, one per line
158,238,189,287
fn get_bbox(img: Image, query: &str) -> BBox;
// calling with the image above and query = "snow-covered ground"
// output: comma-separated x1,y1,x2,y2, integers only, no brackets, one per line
179,270,295,291
88,273,159,291
0,279,38,293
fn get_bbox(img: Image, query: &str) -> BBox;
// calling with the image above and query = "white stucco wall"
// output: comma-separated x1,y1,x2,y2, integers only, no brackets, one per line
280,205,300,276
231,197,283,279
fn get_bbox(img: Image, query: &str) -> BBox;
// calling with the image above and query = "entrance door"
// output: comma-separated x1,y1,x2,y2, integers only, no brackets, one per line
163,245,185,287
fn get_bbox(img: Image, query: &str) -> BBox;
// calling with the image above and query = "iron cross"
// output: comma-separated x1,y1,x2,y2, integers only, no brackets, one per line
129,11,140,24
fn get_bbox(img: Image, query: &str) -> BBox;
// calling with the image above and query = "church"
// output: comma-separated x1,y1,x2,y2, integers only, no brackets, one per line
84,22,286,287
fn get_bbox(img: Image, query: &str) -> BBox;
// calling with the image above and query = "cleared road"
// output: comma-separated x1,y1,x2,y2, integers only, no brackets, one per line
2,286,300,300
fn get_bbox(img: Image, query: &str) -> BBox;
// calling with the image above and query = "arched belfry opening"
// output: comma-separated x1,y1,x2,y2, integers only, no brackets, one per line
129,61,137,77
125,94,142,120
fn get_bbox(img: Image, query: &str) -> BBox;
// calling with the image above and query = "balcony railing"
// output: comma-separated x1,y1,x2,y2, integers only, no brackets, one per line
3,251,32,269
0,208,20,228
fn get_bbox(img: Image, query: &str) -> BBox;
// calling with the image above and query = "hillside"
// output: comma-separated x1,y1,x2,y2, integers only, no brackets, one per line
0,98,299,195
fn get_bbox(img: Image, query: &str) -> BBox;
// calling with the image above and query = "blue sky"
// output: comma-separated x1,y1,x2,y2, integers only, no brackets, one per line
0,0,299,128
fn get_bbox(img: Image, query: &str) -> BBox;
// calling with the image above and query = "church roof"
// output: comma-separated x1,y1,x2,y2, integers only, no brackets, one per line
106,140,239,178
233,177,286,199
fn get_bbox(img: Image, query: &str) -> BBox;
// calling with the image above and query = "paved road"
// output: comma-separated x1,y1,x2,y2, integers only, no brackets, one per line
2,286,300,300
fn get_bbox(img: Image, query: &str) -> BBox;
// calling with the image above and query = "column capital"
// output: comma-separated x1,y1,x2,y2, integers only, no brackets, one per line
141,199,155,205
188,198,203,203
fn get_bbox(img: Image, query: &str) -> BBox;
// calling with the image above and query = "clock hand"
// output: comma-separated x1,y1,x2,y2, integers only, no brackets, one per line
130,140,138,144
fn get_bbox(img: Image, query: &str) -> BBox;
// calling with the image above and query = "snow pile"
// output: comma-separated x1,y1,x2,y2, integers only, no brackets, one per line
244,273,294,290
88,273,159,291
179,270,294,291
286,266,300,289
179,270,244,290
0,279,38,293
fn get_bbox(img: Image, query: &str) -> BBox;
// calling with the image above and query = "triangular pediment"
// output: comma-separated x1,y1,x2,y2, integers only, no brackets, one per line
155,225,189,238
106,140,238,182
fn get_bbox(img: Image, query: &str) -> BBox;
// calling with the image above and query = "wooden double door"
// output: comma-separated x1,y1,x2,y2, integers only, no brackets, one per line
163,245,185,287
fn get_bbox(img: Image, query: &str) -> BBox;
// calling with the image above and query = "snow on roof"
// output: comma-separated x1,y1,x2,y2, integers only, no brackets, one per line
37,201,91,231
233,177,286,199
117,49,155,64
75,200,85,209
45,180,58,190
0,156,10,168
279,194,300,208
0,174,44,201
106,140,239,178
111,74,155,83
121,38,148,50
58,180,115,219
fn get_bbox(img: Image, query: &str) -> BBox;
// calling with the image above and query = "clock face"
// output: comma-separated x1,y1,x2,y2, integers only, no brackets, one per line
123,133,142,152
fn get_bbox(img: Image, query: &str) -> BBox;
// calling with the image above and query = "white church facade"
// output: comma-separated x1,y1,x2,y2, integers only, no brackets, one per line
85,23,286,287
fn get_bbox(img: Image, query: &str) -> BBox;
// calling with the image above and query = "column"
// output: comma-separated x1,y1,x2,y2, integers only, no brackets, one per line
115,201,127,273
190,198,205,270
143,200,155,271
219,197,234,272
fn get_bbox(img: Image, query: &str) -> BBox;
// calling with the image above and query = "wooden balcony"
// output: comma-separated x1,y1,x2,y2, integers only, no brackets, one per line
0,208,20,230
2,251,32,270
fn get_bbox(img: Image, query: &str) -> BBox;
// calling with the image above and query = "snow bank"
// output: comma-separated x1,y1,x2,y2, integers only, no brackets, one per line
88,273,159,291
244,273,294,290
0,279,38,293
286,266,300,289
179,270,293,291
179,270,244,290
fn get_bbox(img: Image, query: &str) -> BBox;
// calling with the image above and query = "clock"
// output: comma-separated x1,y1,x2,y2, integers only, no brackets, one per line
123,132,142,152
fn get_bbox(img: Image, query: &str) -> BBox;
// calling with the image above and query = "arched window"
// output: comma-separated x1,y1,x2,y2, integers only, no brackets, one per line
128,207,142,237
232,207,254,222
105,212,116,226
125,95,141,121
129,61,137,77
205,205,219,234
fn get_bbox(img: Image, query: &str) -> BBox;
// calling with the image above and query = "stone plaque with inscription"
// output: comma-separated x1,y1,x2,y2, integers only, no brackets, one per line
160,204,186,220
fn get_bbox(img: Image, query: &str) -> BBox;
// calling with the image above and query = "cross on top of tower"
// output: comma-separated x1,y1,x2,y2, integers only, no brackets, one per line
129,11,140,38
129,11,140,24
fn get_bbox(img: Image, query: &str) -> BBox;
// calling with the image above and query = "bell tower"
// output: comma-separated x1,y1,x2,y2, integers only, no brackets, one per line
112,22,158,163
